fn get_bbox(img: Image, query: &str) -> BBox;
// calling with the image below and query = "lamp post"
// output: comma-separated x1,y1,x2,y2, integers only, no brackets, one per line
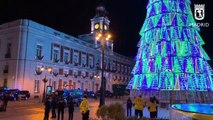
42,77,48,103
96,25,111,107
41,66,52,103
94,74,100,92
63,84,68,90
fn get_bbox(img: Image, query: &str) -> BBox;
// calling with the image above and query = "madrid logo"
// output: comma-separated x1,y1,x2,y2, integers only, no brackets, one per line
194,4,205,20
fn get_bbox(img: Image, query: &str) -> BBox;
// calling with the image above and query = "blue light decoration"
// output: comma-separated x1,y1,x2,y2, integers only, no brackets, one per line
171,104,213,115
127,0,213,91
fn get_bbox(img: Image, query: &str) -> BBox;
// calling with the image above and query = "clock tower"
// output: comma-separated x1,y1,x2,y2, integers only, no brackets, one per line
91,5,110,33
90,5,113,51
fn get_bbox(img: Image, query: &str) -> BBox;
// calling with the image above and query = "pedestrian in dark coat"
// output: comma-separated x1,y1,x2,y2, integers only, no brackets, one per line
3,93,8,112
57,96,65,120
51,95,57,118
152,96,159,117
126,97,133,117
44,97,51,120
68,96,74,120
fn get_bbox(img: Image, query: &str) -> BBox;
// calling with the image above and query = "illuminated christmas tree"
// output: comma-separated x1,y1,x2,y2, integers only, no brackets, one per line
128,0,213,91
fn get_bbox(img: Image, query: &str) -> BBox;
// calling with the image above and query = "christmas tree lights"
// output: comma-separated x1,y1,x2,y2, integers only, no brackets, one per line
128,0,213,91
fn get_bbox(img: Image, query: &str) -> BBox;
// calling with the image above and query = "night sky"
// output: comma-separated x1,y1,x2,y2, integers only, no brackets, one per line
0,0,212,66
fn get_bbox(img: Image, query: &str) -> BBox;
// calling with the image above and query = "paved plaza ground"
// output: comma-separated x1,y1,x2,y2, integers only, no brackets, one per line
0,98,169,120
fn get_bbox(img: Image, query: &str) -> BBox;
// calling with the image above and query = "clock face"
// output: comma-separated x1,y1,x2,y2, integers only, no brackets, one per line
104,25,107,30
95,24,99,29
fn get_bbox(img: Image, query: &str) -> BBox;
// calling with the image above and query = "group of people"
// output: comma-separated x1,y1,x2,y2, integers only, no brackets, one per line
2,92,159,119
43,94,89,120
126,95,159,119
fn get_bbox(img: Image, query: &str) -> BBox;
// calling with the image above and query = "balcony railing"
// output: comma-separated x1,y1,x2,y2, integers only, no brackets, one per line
64,60,69,64
36,55,44,60
54,59,59,63
74,74,78,78
35,69,42,75
53,72,59,77
64,73,69,77
5,53,11,58
82,75,86,78
90,76,94,79
82,64,86,67
89,65,94,69
3,69,8,74
74,62,78,66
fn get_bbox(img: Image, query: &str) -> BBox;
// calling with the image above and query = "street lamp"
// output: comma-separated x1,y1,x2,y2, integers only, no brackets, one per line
41,66,52,103
63,84,68,90
96,26,112,107
94,75,100,79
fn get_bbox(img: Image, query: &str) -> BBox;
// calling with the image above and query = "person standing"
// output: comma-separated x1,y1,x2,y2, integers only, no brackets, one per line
51,95,57,118
68,95,74,120
18,92,21,101
3,93,8,112
44,97,51,120
57,96,65,120
80,96,89,120
133,95,145,119
126,97,133,117
147,97,157,118
152,96,159,117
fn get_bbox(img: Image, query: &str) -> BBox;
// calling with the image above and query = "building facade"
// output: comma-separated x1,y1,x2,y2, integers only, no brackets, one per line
0,6,134,97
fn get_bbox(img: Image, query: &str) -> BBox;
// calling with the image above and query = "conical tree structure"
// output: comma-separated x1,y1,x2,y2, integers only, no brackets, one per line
128,0,213,91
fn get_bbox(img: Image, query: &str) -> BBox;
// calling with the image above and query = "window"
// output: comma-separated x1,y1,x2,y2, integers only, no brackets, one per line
74,71,78,77
86,72,89,77
5,43,12,58
109,62,112,70
36,45,42,57
53,49,59,60
69,70,73,75
78,71,81,76
3,64,9,74
117,64,120,72
52,81,57,92
82,71,86,78
89,56,94,67
34,80,40,93
53,68,58,74
74,54,78,63
128,67,130,73
59,68,63,75
7,43,11,54
121,65,123,73
64,70,68,75
113,62,116,70
82,55,86,66
73,52,79,63
64,52,69,61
